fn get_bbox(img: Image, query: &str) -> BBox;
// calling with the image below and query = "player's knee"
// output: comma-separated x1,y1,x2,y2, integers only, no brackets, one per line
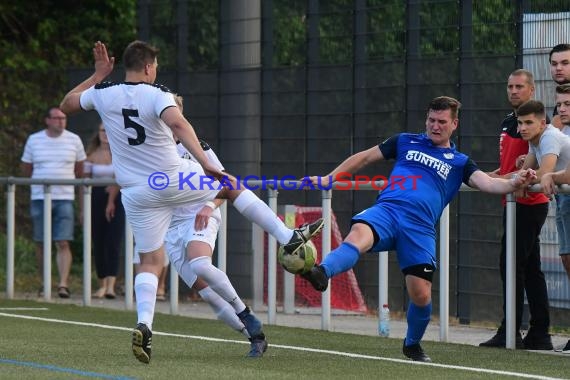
404,268,433,306
188,256,212,276
410,292,431,307
345,224,375,251
407,285,431,306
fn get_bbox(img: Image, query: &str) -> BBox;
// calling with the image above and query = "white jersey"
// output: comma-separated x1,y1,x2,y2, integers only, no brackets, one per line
170,142,224,227
21,129,86,200
80,82,181,188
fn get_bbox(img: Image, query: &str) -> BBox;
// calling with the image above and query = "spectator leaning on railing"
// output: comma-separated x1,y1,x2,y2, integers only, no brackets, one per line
538,84,570,354
20,105,86,299
480,70,552,351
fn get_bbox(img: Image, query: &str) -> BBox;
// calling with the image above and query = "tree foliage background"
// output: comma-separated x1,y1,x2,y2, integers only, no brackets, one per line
0,0,137,242
0,0,137,177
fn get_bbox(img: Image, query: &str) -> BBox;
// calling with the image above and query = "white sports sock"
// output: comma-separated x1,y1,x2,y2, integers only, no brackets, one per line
134,272,158,330
199,287,250,338
189,256,247,313
232,189,294,244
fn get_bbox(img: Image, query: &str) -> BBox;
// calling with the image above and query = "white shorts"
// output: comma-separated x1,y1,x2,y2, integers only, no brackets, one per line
121,159,219,253
164,216,220,269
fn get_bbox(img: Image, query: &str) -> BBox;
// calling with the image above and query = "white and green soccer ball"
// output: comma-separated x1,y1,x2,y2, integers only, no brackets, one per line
277,239,317,275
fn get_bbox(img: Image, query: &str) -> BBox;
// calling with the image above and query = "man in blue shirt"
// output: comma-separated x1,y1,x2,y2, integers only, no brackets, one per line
303,96,537,362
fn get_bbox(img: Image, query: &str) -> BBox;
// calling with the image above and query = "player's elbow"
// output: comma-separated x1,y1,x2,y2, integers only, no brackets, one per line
59,97,73,115
60,94,81,115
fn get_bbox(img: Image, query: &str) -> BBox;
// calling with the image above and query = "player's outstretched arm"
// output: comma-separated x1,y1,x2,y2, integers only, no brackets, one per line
161,106,225,180
468,169,537,194
309,146,384,187
60,41,115,114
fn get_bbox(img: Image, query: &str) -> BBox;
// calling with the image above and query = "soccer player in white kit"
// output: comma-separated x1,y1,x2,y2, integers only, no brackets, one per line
134,95,267,357
168,137,267,357
60,40,323,363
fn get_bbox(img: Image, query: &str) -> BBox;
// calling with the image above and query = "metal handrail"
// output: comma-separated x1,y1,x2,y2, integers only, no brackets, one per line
3,176,563,349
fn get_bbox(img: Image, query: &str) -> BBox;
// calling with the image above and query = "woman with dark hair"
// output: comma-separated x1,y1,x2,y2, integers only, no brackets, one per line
84,123,125,299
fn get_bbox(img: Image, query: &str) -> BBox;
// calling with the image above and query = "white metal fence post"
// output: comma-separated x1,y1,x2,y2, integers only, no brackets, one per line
267,187,278,324
169,262,179,314
125,220,134,310
42,185,52,301
505,192,517,349
378,251,388,316
439,205,450,342
321,189,332,331
251,223,264,311
283,205,297,314
82,185,92,306
6,184,16,299
217,201,228,272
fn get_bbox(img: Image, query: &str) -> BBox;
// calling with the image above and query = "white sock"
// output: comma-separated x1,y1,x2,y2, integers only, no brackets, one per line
199,287,250,338
232,189,293,245
134,272,158,330
189,256,246,313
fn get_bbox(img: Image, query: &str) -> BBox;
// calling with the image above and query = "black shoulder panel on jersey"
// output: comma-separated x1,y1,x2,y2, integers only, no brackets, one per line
150,83,174,93
94,81,120,89
199,139,211,151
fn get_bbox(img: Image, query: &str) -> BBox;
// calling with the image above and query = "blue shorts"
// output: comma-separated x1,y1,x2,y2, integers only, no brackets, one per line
555,194,570,255
352,201,437,270
31,200,75,242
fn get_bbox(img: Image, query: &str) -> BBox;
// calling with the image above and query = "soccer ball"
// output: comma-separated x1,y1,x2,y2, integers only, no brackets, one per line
277,240,317,275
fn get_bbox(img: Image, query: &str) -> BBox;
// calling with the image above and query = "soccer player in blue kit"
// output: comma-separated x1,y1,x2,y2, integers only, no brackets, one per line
303,96,538,362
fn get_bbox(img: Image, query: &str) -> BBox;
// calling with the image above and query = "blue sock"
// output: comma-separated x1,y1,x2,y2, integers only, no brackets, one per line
405,301,432,346
320,242,360,278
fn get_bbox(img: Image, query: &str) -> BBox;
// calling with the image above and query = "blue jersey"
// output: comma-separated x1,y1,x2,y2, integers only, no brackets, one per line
378,133,479,226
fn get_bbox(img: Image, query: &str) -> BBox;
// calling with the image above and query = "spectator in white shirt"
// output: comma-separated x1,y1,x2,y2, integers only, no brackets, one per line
21,106,86,298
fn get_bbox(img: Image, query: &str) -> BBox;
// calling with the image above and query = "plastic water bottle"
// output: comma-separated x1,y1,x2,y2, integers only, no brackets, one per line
378,304,390,337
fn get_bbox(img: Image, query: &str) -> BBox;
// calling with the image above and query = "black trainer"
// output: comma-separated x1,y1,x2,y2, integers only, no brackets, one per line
282,218,325,256
479,331,523,349
132,323,152,364
237,307,263,338
523,330,553,350
238,306,268,357
248,337,268,358
402,340,432,362
301,265,328,292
